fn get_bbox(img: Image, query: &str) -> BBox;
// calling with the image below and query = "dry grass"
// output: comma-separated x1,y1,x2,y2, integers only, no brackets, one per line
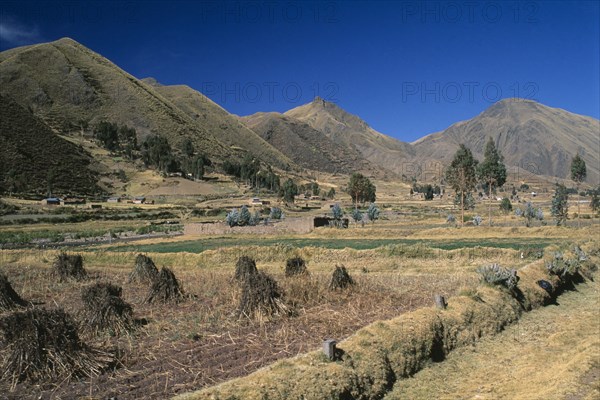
173,254,595,400
0,246,475,399
385,278,600,400
0,222,596,399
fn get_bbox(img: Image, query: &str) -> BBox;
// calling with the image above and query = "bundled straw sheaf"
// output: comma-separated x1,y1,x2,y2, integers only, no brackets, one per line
0,308,113,387
80,283,134,335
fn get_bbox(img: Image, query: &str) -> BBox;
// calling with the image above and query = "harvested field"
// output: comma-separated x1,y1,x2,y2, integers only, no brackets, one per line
0,250,475,399
0,223,596,399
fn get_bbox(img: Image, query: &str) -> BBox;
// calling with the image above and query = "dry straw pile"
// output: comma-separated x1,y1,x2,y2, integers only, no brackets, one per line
145,267,185,303
233,256,258,282
0,274,28,311
0,308,113,388
329,264,354,290
80,283,134,335
53,252,87,282
238,271,287,319
129,254,159,283
285,256,308,277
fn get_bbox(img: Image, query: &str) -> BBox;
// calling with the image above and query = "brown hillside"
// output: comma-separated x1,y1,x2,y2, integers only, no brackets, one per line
241,112,380,175
284,97,415,176
0,94,101,196
412,99,600,184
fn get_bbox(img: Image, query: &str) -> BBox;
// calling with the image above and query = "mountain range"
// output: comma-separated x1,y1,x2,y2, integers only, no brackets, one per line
1,37,598,196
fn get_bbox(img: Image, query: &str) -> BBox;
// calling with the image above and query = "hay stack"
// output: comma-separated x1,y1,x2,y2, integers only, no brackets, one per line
145,267,184,304
238,271,287,319
129,254,159,283
234,256,258,282
0,308,113,386
0,274,28,311
81,283,134,335
329,265,354,290
285,256,308,277
53,252,87,282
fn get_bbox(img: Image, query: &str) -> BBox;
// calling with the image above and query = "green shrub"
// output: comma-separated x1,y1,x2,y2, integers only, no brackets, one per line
269,207,283,220
477,263,519,291
366,203,380,223
331,203,343,220
351,208,363,224
546,252,579,278
225,209,239,227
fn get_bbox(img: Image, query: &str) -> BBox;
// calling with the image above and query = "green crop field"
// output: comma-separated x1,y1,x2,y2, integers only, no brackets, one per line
100,236,558,254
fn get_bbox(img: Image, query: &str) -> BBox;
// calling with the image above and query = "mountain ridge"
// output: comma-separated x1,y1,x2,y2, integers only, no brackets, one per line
1,37,598,191
411,98,599,183
0,37,293,170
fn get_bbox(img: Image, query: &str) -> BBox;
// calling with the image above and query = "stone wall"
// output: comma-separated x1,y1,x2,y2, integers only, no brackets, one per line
184,217,314,236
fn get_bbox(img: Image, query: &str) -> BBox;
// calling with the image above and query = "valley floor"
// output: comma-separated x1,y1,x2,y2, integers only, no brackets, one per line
385,278,600,400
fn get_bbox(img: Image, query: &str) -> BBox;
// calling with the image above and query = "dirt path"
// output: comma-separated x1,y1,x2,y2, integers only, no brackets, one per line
385,279,600,400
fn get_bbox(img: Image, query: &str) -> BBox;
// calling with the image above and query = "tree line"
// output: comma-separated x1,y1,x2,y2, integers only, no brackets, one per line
445,138,591,227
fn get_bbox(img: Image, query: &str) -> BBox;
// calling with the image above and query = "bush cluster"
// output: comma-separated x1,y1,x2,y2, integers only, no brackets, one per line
546,251,580,278
225,206,261,227
477,263,519,291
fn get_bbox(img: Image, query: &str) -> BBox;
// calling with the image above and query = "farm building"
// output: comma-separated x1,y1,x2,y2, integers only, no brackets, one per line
249,198,262,205
41,197,61,206
313,216,349,228
107,197,121,203
62,197,86,205
133,196,146,204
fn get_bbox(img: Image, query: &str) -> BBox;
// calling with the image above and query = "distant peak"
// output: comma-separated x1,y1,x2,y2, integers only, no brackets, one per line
491,98,540,108
55,37,80,45
313,96,325,104
141,77,162,87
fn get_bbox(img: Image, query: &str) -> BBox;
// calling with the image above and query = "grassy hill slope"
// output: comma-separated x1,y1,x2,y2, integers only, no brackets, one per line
285,97,415,176
0,38,292,170
0,94,101,196
142,78,294,169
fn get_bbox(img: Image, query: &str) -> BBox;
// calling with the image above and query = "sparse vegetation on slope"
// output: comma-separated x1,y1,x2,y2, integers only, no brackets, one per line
0,95,101,196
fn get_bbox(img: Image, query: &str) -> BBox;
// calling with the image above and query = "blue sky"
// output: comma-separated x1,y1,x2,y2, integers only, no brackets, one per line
1,0,598,142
